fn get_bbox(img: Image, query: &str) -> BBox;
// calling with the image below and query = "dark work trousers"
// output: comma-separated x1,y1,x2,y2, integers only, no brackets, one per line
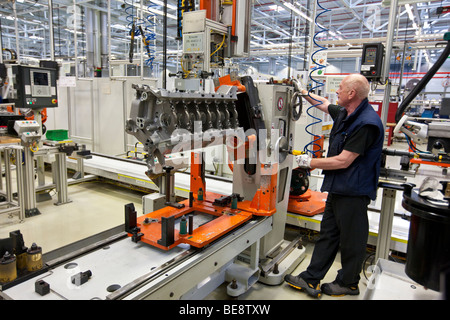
299,193,370,287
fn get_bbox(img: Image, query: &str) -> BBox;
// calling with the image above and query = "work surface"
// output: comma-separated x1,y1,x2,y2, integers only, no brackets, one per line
2,235,190,300
0,135,21,145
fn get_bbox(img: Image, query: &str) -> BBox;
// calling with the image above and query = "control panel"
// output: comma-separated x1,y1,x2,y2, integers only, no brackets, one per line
12,65,58,109
360,43,384,82
14,120,41,144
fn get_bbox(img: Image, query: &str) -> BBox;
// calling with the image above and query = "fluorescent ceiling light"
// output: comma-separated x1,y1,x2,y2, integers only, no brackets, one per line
149,0,177,10
382,0,430,7
129,2,177,20
111,24,129,31
405,4,419,35
268,5,286,12
405,4,414,22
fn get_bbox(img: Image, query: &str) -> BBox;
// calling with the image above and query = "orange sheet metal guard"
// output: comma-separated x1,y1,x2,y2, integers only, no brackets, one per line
200,0,236,38
127,151,279,250
215,74,246,93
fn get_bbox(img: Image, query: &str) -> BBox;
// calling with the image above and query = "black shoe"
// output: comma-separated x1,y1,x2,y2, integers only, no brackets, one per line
321,281,359,297
284,274,322,298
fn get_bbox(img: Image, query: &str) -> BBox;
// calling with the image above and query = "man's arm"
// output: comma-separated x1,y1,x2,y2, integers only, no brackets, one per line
300,89,330,114
310,150,359,170
307,125,377,170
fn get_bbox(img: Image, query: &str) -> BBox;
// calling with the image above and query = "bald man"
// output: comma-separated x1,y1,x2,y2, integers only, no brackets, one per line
285,74,384,297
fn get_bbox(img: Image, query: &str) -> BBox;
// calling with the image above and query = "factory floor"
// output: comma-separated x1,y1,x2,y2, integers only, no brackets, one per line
205,228,370,301
0,178,377,301
0,140,442,301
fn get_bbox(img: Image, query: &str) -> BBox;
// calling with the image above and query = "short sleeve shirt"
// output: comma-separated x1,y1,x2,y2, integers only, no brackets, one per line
328,104,379,156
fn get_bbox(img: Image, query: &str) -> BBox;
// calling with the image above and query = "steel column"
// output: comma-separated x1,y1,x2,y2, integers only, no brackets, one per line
23,148,39,217
14,148,26,221
54,153,70,205
380,0,399,128
375,186,398,262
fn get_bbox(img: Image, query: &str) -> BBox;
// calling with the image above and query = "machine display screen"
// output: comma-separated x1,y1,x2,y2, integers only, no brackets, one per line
364,47,377,64
30,69,52,97
33,72,49,86
12,65,58,108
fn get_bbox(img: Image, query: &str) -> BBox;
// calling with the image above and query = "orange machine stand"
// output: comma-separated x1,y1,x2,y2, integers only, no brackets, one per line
288,190,327,217
128,152,278,250
134,196,253,251
287,143,326,217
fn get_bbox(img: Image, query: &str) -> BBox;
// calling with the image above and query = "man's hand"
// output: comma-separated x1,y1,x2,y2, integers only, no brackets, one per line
296,154,312,168
292,79,306,94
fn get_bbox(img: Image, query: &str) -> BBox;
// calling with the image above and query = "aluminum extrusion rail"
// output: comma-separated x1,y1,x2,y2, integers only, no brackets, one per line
105,248,198,300
108,216,272,300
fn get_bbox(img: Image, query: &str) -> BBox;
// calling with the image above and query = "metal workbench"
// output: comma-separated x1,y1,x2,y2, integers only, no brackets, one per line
1,216,273,300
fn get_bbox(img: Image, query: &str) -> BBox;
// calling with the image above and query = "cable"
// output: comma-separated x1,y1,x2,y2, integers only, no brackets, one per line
124,0,136,63
29,141,39,153
124,0,136,29
395,38,450,122
180,56,200,78
123,0,157,70
303,0,330,158
141,1,157,70
363,252,375,280
403,132,430,154
210,34,226,57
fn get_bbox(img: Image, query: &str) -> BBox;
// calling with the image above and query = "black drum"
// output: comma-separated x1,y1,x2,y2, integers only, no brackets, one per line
402,183,450,292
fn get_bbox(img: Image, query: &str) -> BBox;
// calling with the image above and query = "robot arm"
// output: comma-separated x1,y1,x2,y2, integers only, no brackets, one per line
393,114,428,144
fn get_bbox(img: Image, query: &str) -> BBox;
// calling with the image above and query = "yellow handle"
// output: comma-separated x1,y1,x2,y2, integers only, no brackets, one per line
291,150,304,156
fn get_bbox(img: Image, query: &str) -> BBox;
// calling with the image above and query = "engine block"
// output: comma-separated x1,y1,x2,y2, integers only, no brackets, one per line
125,84,241,177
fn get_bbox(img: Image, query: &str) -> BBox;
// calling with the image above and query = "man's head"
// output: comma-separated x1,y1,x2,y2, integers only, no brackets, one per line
336,74,370,110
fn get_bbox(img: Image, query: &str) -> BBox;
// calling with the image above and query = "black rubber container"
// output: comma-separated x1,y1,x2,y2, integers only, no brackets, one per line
402,183,450,292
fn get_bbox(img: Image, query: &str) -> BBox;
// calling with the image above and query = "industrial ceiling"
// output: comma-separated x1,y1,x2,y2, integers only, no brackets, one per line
0,0,449,75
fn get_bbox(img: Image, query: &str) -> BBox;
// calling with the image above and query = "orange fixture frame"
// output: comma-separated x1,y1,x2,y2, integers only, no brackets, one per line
409,158,450,168
133,195,253,251
127,151,279,250
288,190,327,217
407,141,450,168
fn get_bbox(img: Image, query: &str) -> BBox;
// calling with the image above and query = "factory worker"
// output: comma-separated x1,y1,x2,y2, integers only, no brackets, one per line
285,73,384,297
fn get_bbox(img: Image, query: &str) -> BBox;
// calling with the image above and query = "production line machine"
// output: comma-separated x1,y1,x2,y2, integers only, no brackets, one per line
0,5,312,299
0,76,307,300
361,33,450,298
122,6,307,287
392,32,450,171
0,64,93,220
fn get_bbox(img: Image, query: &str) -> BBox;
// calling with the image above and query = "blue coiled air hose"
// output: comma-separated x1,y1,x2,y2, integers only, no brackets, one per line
304,0,330,158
